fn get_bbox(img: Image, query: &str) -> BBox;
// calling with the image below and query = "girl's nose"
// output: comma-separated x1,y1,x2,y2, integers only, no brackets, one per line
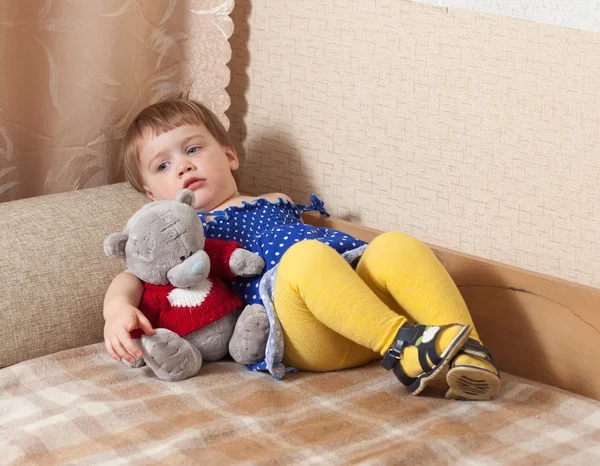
177,162,194,178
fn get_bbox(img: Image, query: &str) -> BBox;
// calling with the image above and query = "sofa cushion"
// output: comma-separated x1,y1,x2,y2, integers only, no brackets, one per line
0,183,148,368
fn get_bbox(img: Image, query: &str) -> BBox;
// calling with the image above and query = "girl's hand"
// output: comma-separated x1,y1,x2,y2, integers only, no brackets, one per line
103,302,154,364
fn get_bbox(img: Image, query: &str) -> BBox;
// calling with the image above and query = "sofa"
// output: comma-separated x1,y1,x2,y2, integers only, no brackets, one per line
2,183,600,465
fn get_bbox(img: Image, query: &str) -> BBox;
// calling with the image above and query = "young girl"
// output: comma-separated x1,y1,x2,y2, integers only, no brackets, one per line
103,94,501,400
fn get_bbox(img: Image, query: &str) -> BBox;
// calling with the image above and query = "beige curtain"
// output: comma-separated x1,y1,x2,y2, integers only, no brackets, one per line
0,0,233,202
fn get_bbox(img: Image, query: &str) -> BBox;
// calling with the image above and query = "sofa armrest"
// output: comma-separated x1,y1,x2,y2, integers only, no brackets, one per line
0,183,148,368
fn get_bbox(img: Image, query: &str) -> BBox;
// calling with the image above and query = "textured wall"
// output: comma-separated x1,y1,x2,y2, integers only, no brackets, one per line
227,0,600,288
415,0,600,32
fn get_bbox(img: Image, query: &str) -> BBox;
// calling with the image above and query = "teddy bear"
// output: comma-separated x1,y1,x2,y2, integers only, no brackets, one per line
104,189,270,381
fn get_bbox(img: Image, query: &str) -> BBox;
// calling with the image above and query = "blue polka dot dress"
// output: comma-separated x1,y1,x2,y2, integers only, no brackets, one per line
198,195,367,308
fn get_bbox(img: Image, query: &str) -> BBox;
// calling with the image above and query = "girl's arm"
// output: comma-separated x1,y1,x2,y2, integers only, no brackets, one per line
103,271,154,363
262,192,293,203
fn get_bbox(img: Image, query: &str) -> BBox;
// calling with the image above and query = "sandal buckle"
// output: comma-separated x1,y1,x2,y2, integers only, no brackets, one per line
381,326,414,371
381,347,401,370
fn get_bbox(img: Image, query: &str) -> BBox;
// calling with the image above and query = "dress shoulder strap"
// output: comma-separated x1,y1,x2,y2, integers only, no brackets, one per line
295,194,330,217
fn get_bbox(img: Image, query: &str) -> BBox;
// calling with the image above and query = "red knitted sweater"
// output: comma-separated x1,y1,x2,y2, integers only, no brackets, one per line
131,239,243,339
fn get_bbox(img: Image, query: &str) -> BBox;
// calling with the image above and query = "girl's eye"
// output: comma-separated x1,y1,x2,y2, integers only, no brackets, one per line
157,162,169,172
187,146,201,155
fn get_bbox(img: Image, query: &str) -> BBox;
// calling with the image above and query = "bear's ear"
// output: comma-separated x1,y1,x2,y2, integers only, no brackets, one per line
176,189,195,207
104,233,129,259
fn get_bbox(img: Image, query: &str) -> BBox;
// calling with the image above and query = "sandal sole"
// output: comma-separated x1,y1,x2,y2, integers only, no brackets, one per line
445,365,501,401
408,324,473,396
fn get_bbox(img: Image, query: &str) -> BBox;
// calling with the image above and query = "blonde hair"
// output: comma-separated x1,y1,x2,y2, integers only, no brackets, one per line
122,86,234,193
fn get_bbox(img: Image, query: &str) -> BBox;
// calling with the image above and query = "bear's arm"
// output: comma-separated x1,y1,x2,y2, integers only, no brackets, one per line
204,238,242,281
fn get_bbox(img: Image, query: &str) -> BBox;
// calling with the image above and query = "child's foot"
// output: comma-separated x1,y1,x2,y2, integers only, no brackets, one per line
445,338,501,401
382,323,472,396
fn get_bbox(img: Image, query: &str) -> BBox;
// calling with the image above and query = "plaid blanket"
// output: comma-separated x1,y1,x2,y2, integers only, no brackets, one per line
2,344,600,465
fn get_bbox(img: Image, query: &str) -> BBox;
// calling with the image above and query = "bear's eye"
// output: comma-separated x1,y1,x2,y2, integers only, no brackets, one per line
189,251,193,257
179,255,185,261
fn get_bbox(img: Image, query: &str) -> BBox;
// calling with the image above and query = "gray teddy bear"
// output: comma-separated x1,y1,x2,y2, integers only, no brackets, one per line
104,189,270,381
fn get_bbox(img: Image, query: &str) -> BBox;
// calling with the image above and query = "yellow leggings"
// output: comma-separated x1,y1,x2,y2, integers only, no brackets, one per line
274,231,480,372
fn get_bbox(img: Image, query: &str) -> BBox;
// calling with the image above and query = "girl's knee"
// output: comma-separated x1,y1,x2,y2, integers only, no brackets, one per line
285,238,331,254
280,239,335,269
371,231,432,257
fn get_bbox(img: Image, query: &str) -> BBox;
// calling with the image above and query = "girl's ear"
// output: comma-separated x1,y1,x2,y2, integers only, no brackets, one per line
225,146,239,170
143,186,155,201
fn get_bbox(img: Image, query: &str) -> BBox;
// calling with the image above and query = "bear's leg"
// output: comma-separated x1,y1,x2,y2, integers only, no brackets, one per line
141,328,203,381
229,304,270,365
184,312,237,361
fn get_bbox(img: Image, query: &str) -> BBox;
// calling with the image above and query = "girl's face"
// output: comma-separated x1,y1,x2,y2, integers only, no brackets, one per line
138,124,239,211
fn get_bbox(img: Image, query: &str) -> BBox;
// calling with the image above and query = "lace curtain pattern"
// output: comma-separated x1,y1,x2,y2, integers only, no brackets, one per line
0,0,234,202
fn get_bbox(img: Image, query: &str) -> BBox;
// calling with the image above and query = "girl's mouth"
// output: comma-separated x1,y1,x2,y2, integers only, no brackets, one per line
183,178,205,190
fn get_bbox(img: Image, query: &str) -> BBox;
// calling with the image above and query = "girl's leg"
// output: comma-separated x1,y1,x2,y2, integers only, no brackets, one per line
355,231,477,333
274,242,402,372
274,240,471,395
355,231,500,400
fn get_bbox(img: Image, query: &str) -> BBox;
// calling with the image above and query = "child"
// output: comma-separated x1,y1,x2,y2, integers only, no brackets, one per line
103,93,501,400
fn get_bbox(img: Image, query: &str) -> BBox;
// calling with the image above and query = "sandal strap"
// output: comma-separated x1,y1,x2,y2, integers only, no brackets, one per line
381,325,416,370
381,323,461,384
417,333,443,372
451,338,498,376
392,361,418,386
381,324,431,367
381,325,420,386
459,338,493,362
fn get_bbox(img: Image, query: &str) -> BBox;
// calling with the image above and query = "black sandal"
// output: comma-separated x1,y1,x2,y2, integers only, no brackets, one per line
445,338,501,401
382,323,472,396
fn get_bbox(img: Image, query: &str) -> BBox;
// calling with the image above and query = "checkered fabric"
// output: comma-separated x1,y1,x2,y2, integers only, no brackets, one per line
2,344,600,465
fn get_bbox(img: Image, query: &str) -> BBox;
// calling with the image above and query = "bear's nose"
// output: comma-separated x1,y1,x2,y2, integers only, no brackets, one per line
192,263,203,274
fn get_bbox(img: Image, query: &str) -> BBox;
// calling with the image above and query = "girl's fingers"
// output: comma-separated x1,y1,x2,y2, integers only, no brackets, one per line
112,337,136,364
104,340,121,362
118,328,143,359
136,313,155,336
